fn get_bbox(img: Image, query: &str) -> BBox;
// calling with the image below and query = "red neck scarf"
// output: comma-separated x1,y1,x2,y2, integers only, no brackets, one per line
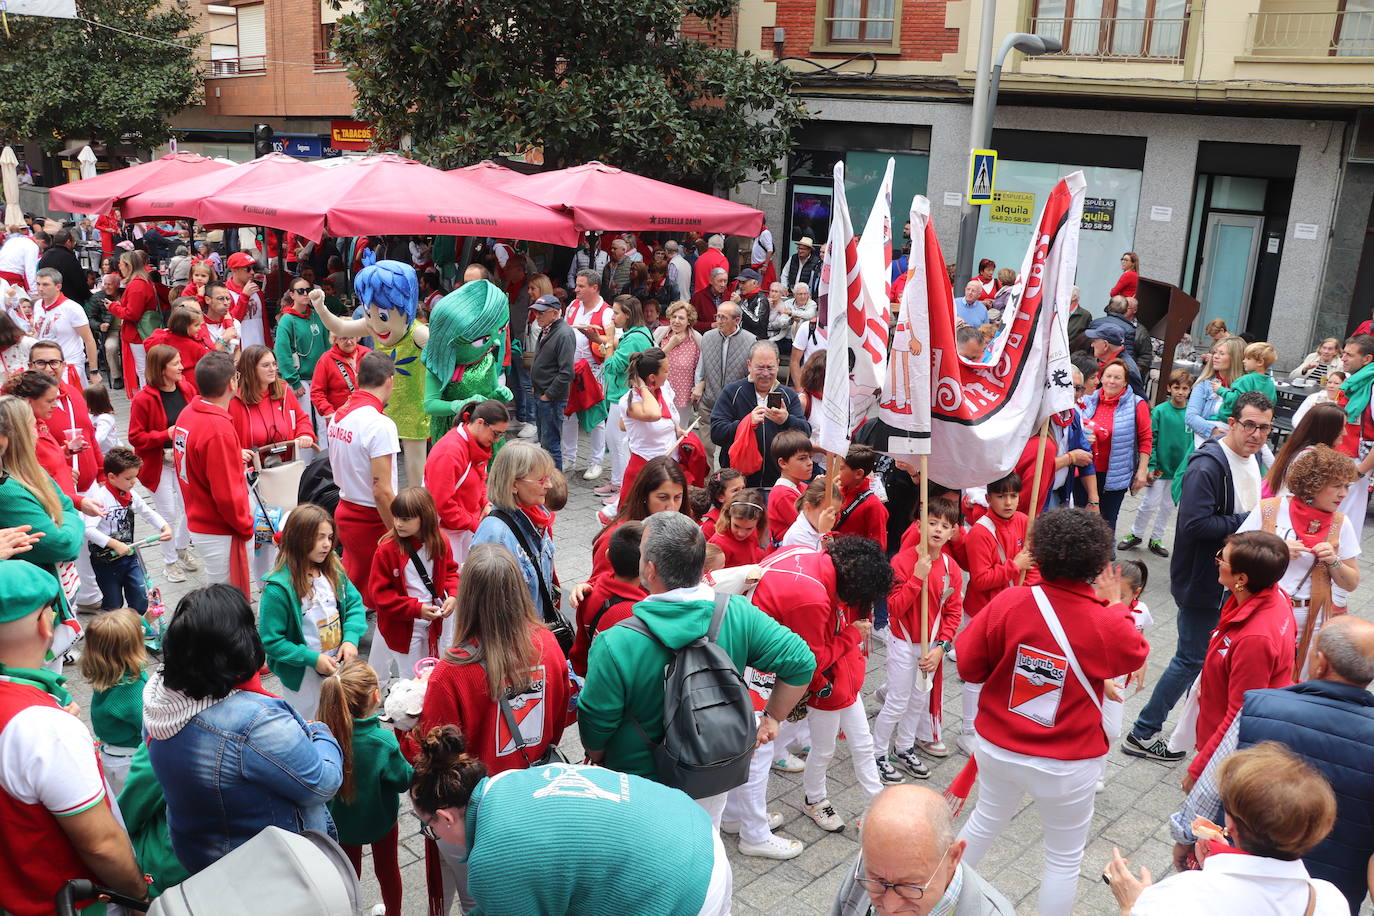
333,390,385,424
103,482,132,507
1288,499,1334,548
237,672,278,697
520,503,554,536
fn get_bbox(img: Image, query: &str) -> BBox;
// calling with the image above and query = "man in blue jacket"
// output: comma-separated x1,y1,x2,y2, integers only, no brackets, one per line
709,340,810,488
1170,615,1374,915
1123,390,1274,761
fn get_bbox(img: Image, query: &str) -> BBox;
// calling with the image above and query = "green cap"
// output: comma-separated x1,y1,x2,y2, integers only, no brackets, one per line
0,563,62,624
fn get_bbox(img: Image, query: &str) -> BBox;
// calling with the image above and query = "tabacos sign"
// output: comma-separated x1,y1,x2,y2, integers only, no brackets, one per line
330,120,375,151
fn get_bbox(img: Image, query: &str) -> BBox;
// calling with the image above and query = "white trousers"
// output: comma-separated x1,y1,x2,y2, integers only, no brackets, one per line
251,541,277,589
871,637,938,754
606,401,629,486
75,542,102,607
153,461,190,566
777,717,811,755
129,343,147,390
443,528,475,567
962,681,983,737
1101,687,1125,781
959,743,1102,916
369,616,455,683
561,413,606,469
193,532,232,589
803,698,883,803
99,744,138,797
1129,478,1173,542
723,716,779,845
696,830,734,916
300,379,327,455
280,668,324,720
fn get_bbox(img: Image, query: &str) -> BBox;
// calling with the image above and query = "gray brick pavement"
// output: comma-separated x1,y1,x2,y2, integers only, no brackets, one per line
66,407,1374,914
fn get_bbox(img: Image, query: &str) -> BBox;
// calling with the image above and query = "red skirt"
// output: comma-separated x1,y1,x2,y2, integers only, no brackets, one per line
335,499,387,604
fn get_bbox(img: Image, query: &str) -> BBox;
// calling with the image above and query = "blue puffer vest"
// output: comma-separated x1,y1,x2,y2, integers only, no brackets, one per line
1082,388,1142,492
1238,680,1374,914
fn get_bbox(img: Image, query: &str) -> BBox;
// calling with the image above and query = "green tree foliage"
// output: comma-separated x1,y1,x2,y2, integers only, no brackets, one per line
332,0,806,188
0,0,201,149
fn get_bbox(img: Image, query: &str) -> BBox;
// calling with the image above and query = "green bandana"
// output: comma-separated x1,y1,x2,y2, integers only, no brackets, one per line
1341,360,1374,425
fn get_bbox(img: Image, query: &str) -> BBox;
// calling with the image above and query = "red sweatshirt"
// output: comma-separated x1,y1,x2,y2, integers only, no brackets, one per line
128,380,194,491
173,397,253,539
108,275,155,345
369,535,460,655
414,627,571,774
49,382,101,492
229,390,313,459
752,547,863,710
1190,587,1296,778
962,511,1028,616
833,480,886,545
424,424,492,536
888,547,963,646
955,579,1149,760
35,419,76,499
143,328,210,392
766,477,804,546
309,344,371,418
571,575,646,676
587,520,624,588
708,529,766,568
699,508,720,539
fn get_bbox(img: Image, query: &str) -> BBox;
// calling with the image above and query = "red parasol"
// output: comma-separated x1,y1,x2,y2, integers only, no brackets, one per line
197,153,579,246
505,161,764,236
453,161,529,191
48,152,232,215
119,153,314,223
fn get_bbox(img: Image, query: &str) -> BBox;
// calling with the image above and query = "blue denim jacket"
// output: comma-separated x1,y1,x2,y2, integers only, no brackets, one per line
473,509,556,610
1185,377,1225,441
147,690,344,874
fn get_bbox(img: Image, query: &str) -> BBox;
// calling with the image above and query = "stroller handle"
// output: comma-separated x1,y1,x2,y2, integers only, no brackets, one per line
55,878,150,915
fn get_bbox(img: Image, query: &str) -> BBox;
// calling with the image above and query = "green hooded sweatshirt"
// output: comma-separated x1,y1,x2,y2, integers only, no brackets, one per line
258,565,367,691
577,590,816,781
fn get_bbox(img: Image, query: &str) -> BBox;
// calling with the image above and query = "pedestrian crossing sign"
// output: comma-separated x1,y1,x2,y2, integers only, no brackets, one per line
968,149,997,205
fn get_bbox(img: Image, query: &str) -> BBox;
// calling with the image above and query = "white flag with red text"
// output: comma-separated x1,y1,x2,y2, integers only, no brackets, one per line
882,172,1083,487
817,159,893,456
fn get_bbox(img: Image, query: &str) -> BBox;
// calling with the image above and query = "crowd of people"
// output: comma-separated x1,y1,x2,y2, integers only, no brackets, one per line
1,212,1372,916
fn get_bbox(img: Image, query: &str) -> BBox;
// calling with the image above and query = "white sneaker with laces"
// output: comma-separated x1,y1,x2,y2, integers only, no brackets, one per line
177,547,201,571
803,797,845,833
771,754,805,773
583,464,604,481
721,811,783,834
738,833,804,860
517,424,537,439
163,561,187,584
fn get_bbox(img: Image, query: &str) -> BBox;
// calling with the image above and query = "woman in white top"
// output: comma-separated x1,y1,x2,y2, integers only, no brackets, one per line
1239,446,1360,677
1106,741,1347,916
616,348,681,508
0,308,34,381
1289,337,1344,385
1291,371,1346,429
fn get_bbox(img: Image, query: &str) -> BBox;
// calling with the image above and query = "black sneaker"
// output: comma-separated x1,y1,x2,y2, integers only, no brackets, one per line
1117,534,1142,551
1122,732,1186,762
1148,539,1170,558
893,747,931,779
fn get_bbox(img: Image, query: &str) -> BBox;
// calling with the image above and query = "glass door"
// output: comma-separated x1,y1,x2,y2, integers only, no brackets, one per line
1196,213,1264,334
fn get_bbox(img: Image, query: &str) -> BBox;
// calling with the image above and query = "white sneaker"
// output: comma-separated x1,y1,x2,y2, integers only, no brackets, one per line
583,464,604,481
177,547,201,571
738,833,804,860
1095,780,1106,794
372,905,388,916
597,505,617,525
771,754,805,773
803,797,846,833
955,733,976,756
163,562,187,583
721,811,783,834
517,424,537,439
916,739,950,758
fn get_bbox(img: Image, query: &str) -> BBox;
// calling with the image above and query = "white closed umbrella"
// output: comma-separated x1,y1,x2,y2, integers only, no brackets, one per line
1,147,22,228
77,145,98,181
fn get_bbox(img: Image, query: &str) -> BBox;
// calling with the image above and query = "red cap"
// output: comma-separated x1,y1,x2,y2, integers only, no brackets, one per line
226,252,256,270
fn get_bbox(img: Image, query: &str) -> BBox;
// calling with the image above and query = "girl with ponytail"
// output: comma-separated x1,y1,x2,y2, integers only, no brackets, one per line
424,398,510,562
617,348,683,509
318,658,412,916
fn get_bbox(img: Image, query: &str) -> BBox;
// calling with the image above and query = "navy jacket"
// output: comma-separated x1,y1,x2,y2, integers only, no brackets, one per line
1239,680,1374,914
709,379,809,488
1170,438,1250,609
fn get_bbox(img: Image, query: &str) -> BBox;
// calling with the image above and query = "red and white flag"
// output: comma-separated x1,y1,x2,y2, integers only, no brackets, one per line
882,172,1083,487
817,159,893,456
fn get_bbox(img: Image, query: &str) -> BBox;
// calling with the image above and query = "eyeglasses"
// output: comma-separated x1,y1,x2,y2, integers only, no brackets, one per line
30,359,64,370
855,844,952,902
418,814,440,841
1073,384,1086,393
519,476,552,487
1215,548,1231,568
1236,419,1274,436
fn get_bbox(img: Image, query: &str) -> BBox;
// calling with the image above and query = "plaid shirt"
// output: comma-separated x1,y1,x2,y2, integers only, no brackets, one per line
1169,716,1238,845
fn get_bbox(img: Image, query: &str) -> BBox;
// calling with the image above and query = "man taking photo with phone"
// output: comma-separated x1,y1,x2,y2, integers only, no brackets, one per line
709,340,810,488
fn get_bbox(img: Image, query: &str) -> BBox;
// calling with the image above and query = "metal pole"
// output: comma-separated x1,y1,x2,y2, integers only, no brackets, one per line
955,0,998,292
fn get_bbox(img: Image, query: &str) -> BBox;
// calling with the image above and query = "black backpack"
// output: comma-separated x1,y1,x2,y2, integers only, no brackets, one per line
618,594,755,799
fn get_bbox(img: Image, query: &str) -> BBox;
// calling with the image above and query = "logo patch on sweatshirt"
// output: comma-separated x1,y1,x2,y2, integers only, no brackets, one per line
1009,644,1067,727
496,665,547,756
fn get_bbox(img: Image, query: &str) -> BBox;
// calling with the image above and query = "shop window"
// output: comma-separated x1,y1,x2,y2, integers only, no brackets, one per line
1030,0,1187,60
813,0,901,52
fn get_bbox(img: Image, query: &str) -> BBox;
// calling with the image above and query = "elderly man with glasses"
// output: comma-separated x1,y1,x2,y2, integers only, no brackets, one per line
831,785,1014,916
709,340,809,488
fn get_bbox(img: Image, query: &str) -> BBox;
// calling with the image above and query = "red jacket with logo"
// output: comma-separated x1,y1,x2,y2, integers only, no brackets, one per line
369,534,460,655
128,380,195,491
766,477,804,546
752,547,865,711
423,424,492,536
962,511,1028,616
173,397,253,539
955,579,1148,760
1190,586,1296,778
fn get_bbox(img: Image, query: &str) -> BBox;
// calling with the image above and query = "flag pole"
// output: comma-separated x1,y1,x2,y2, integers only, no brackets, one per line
1018,419,1052,585
919,454,930,657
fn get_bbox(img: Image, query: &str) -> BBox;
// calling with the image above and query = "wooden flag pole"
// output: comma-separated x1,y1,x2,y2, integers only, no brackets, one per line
824,451,841,514
1018,419,1052,585
919,454,930,657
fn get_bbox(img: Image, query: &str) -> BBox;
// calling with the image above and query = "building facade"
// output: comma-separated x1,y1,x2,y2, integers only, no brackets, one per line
733,0,1374,359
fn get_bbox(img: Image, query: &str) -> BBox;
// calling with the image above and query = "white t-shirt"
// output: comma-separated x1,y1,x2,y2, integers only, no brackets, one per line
401,543,442,602
751,229,773,264
31,296,89,370
301,574,342,655
0,702,107,816
792,319,826,366
622,383,678,460
205,316,242,355
327,402,399,506
565,297,611,368
781,512,823,550
1237,496,1360,601
1219,438,1262,514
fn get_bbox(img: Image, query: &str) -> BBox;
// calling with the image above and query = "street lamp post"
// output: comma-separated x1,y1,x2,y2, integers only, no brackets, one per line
954,32,1063,290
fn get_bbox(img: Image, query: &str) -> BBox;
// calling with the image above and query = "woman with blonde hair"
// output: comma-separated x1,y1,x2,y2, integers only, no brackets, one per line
1187,335,1248,444
654,300,701,411
109,248,158,391
0,394,84,664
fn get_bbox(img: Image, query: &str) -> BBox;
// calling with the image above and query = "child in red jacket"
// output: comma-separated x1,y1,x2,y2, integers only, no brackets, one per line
766,430,814,548
700,468,743,538
957,471,1031,752
571,522,646,677
368,488,459,681
423,400,508,563
832,444,887,546
872,497,964,780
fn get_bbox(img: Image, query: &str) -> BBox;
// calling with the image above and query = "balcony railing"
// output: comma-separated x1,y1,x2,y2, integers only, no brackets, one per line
209,55,266,76
313,49,343,70
1246,9,1374,57
1031,16,1187,61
